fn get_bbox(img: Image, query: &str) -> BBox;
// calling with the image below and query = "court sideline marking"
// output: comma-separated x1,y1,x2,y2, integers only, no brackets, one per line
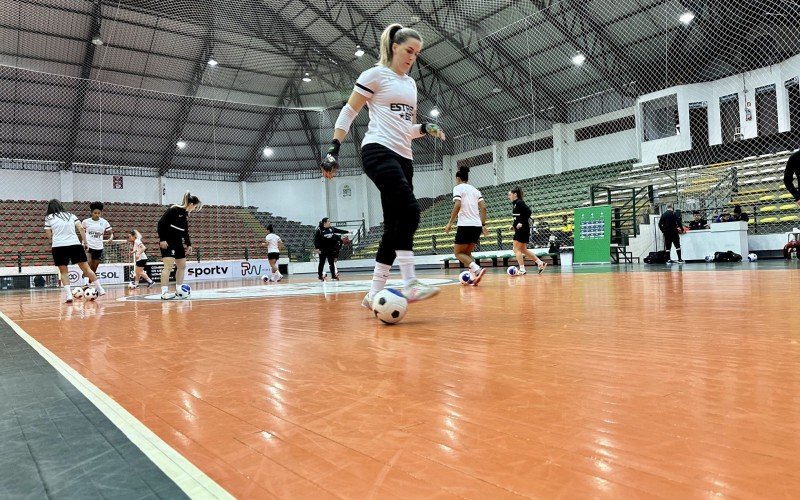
0,311,233,500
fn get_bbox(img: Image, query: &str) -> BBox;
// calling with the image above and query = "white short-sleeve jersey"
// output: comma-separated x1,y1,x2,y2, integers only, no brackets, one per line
452,183,484,227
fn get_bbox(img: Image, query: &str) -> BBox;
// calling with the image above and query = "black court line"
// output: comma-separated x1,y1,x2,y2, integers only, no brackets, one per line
0,316,188,499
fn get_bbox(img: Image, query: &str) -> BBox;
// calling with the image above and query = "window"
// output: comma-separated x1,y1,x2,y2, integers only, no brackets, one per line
719,93,740,144
507,136,554,158
641,95,679,141
755,84,778,136
575,116,635,142
456,152,493,169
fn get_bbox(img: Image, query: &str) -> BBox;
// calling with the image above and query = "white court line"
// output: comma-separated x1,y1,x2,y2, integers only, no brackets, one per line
0,311,233,500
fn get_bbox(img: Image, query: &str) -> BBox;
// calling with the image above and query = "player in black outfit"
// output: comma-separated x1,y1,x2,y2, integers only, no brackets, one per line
507,187,546,275
314,218,348,281
157,192,201,299
784,150,800,205
658,204,684,264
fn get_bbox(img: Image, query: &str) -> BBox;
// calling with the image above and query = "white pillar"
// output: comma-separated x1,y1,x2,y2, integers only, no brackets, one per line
159,176,167,205
239,181,248,208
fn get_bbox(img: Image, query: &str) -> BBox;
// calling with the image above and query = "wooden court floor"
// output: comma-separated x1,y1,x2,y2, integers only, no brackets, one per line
2,264,800,498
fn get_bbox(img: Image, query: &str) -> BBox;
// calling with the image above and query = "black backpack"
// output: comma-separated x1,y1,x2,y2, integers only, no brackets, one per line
713,251,742,262
644,250,670,264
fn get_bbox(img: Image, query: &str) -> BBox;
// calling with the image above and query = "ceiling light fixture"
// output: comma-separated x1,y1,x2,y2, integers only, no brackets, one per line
430,108,441,118
571,52,586,66
91,35,104,46
207,57,218,67
354,45,365,57
263,147,274,157
302,72,312,82
176,139,187,149
679,11,695,25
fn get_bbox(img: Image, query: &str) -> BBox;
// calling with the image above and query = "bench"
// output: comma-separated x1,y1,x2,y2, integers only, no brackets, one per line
442,249,556,269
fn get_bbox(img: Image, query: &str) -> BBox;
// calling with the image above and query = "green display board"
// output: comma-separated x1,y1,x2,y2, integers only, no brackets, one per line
573,205,612,264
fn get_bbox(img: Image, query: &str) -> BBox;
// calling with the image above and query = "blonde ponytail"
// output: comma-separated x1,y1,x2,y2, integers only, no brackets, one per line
377,24,422,67
174,191,202,211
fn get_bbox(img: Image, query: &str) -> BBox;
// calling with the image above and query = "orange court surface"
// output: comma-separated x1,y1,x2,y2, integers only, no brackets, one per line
2,263,800,498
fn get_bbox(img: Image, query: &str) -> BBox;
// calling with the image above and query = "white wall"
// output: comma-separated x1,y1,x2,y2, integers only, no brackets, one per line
504,132,556,184
413,169,451,199
163,178,241,206
325,175,365,223
0,169,60,200
73,173,160,203
246,177,327,226
638,53,800,164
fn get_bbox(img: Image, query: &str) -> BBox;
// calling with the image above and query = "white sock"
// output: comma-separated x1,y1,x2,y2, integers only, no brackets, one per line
161,285,169,293
64,284,72,298
90,280,105,293
519,264,526,271
369,263,391,298
396,250,416,286
83,277,89,286
468,262,481,273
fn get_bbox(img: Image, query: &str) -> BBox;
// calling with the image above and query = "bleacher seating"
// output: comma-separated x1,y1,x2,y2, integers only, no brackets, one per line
251,211,316,258
355,159,635,258
0,200,272,267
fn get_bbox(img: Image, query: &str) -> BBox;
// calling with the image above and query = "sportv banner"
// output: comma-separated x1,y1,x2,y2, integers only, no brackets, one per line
123,259,272,283
67,264,126,285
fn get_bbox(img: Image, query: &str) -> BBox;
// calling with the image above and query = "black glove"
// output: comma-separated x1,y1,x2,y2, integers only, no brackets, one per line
321,139,341,179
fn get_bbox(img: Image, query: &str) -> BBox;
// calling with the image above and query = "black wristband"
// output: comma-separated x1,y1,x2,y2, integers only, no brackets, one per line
327,139,341,156
420,123,429,134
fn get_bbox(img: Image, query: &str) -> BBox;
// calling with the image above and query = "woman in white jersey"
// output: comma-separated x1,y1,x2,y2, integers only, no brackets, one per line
127,230,154,288
81,202,113,285
321,23,446,309
444,167,488,285
44,199,106,303
261,224,283,282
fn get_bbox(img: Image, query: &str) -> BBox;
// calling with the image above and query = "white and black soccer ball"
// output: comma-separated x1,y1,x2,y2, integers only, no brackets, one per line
372,288,408,324
84,287,98,300
71,287,84,299
747,252,758,262
705,255,713,262
175,284,191,299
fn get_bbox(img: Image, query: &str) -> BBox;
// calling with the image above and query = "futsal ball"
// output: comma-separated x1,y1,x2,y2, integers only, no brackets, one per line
128,282,137,289
71,287,84,299
747,253,758,262
262,275,271,283
84,287,97,300
459,270,474,285
704,255,713,262
507,266,519,276
372,288,408,325
175,284,191,299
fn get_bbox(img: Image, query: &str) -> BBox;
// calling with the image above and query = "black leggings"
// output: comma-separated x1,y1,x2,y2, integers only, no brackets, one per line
362,143,421,266
318,251,336,278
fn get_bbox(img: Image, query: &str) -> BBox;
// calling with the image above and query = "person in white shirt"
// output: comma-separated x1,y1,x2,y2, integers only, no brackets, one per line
321,23,446,310
44,199,106,303
444,167,488,285
127,230,154,288
261,224,284,282
81,201,113,286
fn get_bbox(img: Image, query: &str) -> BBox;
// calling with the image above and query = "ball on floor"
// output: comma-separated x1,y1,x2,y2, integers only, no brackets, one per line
372,288,408,324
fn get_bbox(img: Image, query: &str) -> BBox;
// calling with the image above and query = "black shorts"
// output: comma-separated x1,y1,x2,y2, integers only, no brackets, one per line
513,227,531,244
52,245,87,266
663,231,681,250
135,259,148,268
160,240,186,259
455,226,482,245
88,248,103,261
267,252,279,260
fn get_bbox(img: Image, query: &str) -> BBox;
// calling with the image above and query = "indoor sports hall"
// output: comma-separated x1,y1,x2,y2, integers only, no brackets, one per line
1,0,799,498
